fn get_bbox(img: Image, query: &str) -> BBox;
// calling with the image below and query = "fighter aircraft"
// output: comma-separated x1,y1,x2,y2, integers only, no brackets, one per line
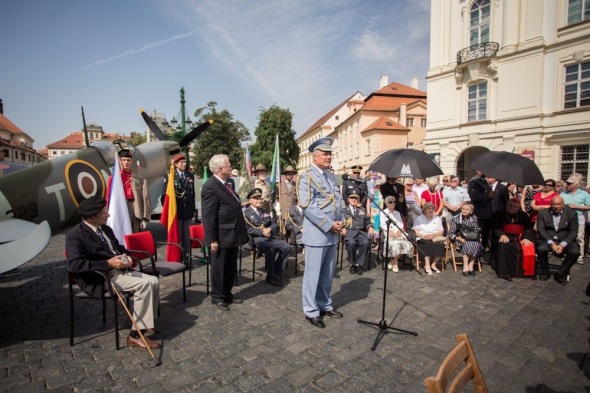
0,110,211,274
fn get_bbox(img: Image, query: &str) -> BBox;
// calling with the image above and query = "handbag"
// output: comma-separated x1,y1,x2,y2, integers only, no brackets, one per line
458,225,481,241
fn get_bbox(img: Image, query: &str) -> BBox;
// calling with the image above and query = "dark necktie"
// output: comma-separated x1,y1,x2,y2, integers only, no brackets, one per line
225,182,239,202
180,172,185,182
96,228,114,254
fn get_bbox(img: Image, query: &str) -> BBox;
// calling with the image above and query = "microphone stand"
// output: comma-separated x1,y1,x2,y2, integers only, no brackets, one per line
354,182,418,351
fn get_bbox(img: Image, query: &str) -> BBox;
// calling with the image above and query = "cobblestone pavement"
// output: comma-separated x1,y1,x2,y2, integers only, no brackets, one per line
1,224,589,392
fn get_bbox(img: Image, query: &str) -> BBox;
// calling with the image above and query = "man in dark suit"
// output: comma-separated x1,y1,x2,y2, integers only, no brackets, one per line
201,154,249,310
66,196,160,349
488,177,509,215
160,154,196,257
469,171,492,249
380,176,406,218
536,196,580,284
243,188,292,287
341,193,374,274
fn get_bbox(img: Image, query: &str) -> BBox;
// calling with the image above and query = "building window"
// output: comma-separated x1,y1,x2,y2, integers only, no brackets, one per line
567,0,590,25
365,139,371,156
335,115,339,121
560,144,589,180
470,0,490,46
564,61,590,109
355,143,359,159
468,82,488,121
3,149,9,158
407,118,414,127
421,118,427,127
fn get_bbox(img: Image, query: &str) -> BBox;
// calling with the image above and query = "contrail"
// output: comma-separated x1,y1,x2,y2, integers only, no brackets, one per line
83,31,194,70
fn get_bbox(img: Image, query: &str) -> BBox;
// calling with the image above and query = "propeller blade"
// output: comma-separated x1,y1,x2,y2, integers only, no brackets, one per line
140,109,168,141
179,119,213,147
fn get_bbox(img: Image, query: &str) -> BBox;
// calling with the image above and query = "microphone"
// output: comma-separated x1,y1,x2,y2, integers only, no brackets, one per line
342,173,365,184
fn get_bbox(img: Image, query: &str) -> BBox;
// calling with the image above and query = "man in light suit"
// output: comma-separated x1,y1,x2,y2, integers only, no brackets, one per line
536,196,580,284
297,137,345,329
342,193,374,275
244,188,291,287
201,154,249,310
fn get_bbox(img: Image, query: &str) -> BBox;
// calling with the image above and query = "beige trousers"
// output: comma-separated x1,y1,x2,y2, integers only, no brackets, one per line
110,269,159,330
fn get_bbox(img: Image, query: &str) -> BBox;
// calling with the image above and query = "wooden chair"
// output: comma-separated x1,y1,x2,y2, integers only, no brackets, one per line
124,231,187,302
444,238,482,272
188,224,209,293
68,270,131,349
424,334,488,393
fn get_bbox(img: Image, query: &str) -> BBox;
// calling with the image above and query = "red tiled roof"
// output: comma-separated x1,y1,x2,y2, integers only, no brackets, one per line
371,82,426,98
46,132,85,149
362,117,409,133
363,97,423,111
0,112,26,135
300,92,362,140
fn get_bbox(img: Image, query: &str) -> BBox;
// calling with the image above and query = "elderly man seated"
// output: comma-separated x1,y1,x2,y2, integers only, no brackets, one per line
536,196,580,285
490,198,535,281
243,188,292,287
342,192,375,275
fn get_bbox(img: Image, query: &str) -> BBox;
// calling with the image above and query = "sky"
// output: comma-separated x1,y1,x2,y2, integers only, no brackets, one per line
0,0,431,149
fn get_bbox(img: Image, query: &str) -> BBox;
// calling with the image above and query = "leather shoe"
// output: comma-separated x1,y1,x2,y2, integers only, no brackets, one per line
266,276,283,287
503,277,513,282
554,273,566,285
127,335,160,349
321,310,343,318
143,328,157,337
349,265,356,274
356,267,363,275
539,274,550,281
305,316,325,328
213,302,230,311
227,298,243,304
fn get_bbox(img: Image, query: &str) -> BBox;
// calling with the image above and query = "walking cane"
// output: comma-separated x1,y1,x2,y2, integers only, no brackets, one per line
110,280,155,359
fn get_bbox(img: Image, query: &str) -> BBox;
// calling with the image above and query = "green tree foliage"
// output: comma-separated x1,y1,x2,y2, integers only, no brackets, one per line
250,105,300,170
130,131,146,146
191,101,251,178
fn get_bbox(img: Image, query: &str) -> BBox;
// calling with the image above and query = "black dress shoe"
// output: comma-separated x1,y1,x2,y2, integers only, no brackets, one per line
554,273,566,285
321,310,343,318
539,274,550,281
305,316,326,328
213,302,230,311
266,276,283,287
469,270,476,276
349,265,356,274
503,277,513,282
356,267,363,275
462,272,470,276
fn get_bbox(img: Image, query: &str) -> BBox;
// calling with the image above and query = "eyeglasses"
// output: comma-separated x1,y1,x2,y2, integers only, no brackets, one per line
386,201,396,204
443,180,449,182
545,184,555,187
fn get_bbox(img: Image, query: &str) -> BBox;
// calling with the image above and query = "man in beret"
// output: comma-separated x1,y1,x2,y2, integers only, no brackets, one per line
253,164,271,212
297,137,345,329
66,196,161,349
560,173,590,264
106,149,150,233
161,154,196,258
244,188,292,286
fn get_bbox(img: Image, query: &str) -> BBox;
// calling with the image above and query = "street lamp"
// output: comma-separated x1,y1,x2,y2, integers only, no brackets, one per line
164,87,193,158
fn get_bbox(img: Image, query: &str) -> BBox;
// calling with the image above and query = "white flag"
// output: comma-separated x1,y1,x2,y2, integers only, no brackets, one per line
107,158,132,244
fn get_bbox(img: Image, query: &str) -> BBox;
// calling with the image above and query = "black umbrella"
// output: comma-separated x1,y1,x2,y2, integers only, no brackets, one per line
368,148,443,179
469,151,544,185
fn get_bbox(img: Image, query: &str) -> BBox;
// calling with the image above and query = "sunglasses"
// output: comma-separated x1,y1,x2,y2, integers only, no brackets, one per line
566,182,573,185
386,201,396,204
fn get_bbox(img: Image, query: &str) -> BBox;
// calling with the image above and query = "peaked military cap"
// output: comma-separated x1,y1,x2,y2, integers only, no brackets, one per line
348,193,360,199
247,188,263,199
308,137,333,153
77,196,107,218
282,165,297,174
351,165,363,173
253,163,267,173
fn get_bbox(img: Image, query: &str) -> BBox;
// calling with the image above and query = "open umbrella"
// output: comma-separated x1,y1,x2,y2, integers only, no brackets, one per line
368,148,443,179
469,151,544,185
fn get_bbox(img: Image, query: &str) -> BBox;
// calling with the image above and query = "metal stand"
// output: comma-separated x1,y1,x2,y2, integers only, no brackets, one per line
357,217,418,351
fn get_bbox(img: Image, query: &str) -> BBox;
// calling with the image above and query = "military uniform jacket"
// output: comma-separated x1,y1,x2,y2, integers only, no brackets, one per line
342,205,372,241
342,178,368,206
278,179,297,218
285,205,304,237
243,206,282,244
253,178,272,209
161,170,196,220
297,165,344,246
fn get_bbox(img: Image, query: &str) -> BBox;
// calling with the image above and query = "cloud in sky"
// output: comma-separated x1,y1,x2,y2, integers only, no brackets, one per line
82,31,195,70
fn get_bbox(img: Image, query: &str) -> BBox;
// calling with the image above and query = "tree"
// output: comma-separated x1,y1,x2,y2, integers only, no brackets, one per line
130,131,146,146
191,101,251,178
250,105,300,170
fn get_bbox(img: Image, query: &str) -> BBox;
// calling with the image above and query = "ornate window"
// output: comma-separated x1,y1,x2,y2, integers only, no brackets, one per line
467,82,487,121
470,0,490,46
564,61,590,109
559,144,589,180
567,0,590,25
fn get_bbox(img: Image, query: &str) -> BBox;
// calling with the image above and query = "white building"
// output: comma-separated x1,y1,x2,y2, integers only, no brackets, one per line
424,0,590,182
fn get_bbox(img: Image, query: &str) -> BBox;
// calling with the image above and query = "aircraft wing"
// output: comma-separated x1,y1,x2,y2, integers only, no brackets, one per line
0,218,51,275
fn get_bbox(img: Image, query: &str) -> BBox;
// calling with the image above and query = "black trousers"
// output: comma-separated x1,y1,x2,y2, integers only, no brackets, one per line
210,246,239,303
536,241,580,277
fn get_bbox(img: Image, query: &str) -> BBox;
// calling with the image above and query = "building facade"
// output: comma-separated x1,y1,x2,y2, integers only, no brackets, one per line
0,100,46,166
425,0,590,182
46,124,131,159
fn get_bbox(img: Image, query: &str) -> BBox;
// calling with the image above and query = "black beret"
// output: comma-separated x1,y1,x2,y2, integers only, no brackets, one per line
77,196,107,218
118,149,132,158
247,188,263,199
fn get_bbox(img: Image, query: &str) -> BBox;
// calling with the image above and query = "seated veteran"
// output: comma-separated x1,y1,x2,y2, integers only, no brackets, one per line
243,188,292,287
285,201,304,249
412,202,446,275
490,198,535,281
448,202,484,277
66,196,160,350
536,196,580,285
379,196,413,273
341,192,375,275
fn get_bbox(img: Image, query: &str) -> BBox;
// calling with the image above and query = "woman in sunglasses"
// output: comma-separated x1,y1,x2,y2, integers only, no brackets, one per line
530,179,559,223
380,196,413,272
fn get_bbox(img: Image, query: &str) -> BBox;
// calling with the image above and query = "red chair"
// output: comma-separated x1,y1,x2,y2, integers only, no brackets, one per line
124,231,187,302
188,224,209,294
